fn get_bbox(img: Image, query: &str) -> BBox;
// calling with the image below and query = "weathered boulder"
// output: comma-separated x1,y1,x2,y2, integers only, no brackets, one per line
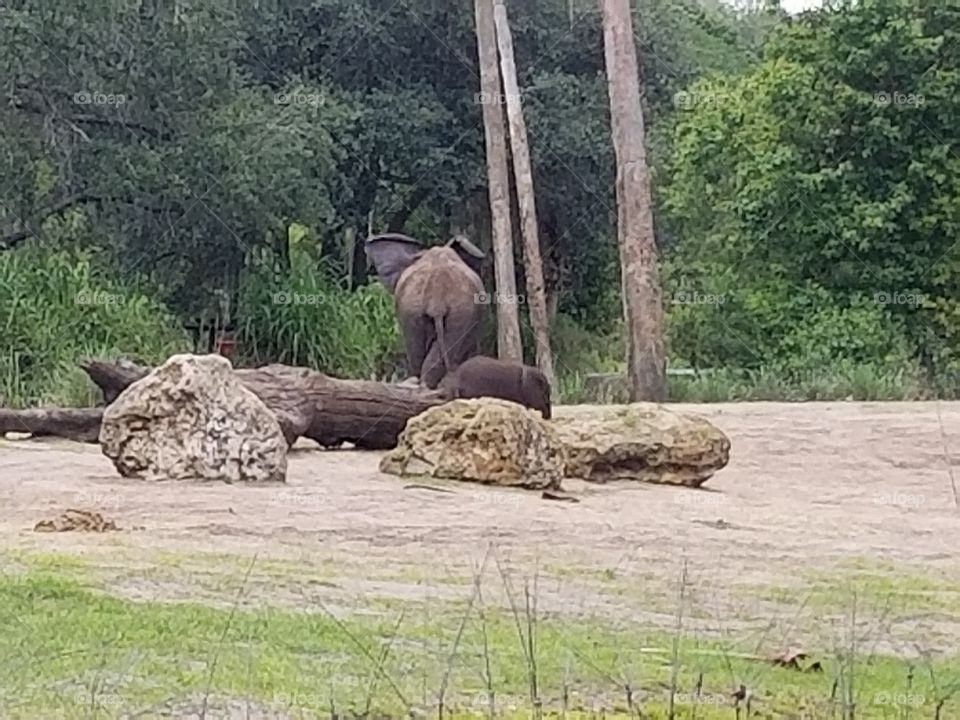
379,399,565,489
99,354,287,483
553,403,729,486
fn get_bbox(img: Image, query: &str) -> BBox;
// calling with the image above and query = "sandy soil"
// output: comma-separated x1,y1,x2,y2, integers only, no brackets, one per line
2,402,960,654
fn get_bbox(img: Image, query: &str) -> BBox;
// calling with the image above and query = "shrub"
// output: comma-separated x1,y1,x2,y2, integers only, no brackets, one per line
237,241,401,379
0,247,189,407
665,275,918,378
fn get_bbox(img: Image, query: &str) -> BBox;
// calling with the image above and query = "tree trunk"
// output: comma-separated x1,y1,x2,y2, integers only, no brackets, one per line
493,1,555,385
600,0,666,401
350,222,369,289
0,361,448,450
343,226,356,289
475,0,523,363
449,196,470,237
386,185,431,233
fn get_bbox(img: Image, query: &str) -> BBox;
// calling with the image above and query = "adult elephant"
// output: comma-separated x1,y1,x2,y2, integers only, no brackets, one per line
366,233,486,389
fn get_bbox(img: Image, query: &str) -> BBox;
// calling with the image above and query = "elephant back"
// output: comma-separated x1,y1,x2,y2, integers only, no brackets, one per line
396,246,484,303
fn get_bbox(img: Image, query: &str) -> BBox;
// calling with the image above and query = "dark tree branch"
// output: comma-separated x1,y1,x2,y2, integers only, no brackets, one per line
0,193,176,249
386,184,432,232
0,192,97,248
13,95,168,140
61,112,167,140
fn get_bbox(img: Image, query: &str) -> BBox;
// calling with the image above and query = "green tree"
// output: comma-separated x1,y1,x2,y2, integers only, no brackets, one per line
0,0,344,317
662,0,960,375
0,0,759,382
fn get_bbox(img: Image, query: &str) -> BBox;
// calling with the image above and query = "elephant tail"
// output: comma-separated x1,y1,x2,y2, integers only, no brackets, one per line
432,312,452,375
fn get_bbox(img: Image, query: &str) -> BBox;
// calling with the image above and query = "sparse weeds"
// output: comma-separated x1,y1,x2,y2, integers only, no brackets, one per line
0,551,958,719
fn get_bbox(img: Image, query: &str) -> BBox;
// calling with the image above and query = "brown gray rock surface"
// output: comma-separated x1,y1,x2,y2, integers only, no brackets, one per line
379,399,564,489
99,354,287,482
553,403,729,486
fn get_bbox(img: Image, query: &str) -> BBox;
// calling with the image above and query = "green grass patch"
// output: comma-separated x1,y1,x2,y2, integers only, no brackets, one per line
541,562,620,584
1,559,959,719
755,562,960,615
1,548,90,573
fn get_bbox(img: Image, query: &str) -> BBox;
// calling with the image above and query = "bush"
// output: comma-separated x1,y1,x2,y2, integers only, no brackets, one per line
665,276,918,378
660,0,960,378
237,241,401,379
0,248,189,407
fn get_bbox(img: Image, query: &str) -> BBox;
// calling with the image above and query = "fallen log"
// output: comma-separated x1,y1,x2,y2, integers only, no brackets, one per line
0,359,448,450
0,407,104,443
82,359,149,404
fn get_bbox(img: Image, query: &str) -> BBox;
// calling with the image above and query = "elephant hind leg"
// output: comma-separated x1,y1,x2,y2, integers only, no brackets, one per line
400,313,430,380
419,307,480,389
442,313,481,371
421,341,446,389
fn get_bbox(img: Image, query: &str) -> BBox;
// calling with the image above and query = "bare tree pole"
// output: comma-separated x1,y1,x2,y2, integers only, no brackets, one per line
475,0,523,362
600,0,666,401
493,0,556,386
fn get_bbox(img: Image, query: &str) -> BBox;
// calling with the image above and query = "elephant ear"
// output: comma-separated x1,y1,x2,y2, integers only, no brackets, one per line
447,234,485,278
365,233,424,293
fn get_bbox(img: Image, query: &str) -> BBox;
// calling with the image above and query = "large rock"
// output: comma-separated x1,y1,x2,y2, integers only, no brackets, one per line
379,399,564,489
99,354,287,483
553,403,729,486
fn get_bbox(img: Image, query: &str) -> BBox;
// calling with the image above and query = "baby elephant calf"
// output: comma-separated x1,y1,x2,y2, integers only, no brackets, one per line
440,355,552,420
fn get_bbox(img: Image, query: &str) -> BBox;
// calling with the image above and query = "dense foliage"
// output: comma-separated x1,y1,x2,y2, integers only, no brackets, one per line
238,236,401,379
661,0,960,382
0,248,188,406
1,0,957,402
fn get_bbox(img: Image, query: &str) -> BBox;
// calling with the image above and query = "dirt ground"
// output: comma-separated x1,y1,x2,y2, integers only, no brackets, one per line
2,401,960,655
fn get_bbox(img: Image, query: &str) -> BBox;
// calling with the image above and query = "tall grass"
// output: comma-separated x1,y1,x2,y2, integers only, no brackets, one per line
237,243,401,379
667,364,934,403
0,247,189,407
557,363,943,404
4,242,955,406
